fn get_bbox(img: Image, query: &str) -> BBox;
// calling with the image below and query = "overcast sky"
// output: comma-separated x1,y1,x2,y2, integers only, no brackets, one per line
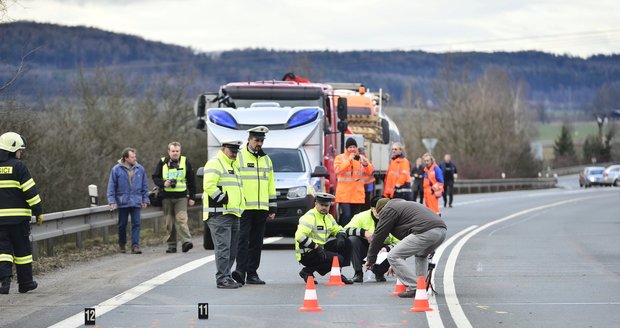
6,0,620,57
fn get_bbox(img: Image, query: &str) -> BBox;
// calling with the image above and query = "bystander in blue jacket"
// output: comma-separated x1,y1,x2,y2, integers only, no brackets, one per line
107,147,150,254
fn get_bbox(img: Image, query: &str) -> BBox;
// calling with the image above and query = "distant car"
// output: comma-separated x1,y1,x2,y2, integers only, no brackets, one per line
579,166,605,188
602,165,620,187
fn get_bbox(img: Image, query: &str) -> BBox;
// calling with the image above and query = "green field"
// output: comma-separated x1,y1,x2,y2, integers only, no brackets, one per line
535,121,601,143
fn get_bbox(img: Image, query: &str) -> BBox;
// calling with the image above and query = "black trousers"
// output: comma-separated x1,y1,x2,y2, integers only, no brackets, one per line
299,238,351,276
349,236,390,275
413,180,424,204
235,210,268,276
443,180,454,206
394,182,413,201
338,203,362,227
0,222,34,284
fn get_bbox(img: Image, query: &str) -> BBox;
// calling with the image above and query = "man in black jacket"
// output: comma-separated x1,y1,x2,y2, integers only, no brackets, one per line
365,198,446,298
0,132,42,294
439,154,458,208
152,141,197,253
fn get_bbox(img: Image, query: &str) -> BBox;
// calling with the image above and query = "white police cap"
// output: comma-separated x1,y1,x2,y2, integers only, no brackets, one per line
221,140,243,150
313,192,335,204
248,126,269,138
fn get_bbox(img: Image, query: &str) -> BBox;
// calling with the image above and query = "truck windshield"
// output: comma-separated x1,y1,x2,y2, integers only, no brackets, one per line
263,148,306,173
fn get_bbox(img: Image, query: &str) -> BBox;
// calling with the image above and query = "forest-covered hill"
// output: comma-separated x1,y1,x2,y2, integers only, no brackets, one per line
2,21,619,111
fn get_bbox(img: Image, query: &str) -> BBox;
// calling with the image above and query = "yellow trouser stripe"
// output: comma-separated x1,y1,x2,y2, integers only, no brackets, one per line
13,255,33,265
0,254,14,262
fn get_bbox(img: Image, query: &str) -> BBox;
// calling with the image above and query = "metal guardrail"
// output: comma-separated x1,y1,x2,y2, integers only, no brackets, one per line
30,205,202,259
547,162,616,176
454,178,557,194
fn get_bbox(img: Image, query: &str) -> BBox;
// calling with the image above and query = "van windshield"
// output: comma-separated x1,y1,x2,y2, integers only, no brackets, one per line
263,148,305,173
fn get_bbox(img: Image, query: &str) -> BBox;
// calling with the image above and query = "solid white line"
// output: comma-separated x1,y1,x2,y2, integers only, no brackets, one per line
49,237,283,328
443,197,597,328
426,225,478,328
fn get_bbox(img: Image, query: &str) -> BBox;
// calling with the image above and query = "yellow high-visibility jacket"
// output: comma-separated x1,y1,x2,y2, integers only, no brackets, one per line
236,147,276,212
202,150,245,220
294,208,343,261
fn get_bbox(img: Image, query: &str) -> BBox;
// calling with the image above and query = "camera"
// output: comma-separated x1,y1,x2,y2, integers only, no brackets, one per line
169,179,177,188
353,155,360,161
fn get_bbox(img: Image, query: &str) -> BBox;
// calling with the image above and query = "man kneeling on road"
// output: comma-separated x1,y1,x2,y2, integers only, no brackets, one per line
344,196,399,283
295,192,354,284
365,198,446,298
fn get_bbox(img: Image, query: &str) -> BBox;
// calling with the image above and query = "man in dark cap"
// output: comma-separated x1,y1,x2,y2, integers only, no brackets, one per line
232,126,276,285
294,192,354,284
334,137,374,226
203,140,245,289
365,198,446,298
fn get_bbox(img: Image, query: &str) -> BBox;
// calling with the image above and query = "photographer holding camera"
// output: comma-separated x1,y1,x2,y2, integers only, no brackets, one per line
333,137,374,226
152,141,197,254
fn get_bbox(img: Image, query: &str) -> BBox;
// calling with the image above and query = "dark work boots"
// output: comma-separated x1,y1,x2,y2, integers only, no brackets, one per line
0,277,10,294
18,281,38,293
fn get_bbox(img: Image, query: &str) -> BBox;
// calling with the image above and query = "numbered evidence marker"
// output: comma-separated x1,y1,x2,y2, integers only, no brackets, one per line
198,303,209,320
84,308,96,325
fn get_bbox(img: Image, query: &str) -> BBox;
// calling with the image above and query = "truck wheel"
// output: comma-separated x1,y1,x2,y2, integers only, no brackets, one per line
203,221,214,250
614,180,618,187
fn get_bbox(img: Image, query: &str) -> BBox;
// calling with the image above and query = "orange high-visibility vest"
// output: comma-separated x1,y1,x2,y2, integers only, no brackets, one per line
334,150,374,204
383,156,411,198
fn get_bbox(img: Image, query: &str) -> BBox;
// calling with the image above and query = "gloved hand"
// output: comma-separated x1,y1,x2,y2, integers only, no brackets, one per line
315,245,327,262
214,192,228,206
36,215,43,225
336,232,347,251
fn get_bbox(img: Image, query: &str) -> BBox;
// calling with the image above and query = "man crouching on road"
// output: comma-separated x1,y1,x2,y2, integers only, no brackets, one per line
295,192,354,284
365,198,446,298
344,196,399,283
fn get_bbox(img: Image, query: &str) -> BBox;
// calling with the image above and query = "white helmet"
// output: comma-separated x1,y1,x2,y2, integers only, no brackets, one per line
0,132,26,153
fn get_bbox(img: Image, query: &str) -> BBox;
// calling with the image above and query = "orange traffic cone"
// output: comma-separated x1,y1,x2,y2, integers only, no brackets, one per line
409,275,432,312
391,278,407,296
299,276,322,312
325,256,345,286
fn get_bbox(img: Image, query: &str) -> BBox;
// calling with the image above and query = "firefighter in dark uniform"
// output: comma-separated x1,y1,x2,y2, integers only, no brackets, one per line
0,132,42,294
295,192,354,284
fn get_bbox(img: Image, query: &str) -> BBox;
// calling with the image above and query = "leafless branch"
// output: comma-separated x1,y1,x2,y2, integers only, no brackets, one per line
0,45,42,93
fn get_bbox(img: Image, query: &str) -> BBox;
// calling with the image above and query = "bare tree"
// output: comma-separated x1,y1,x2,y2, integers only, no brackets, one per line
0,1,42,94
388,67,538,178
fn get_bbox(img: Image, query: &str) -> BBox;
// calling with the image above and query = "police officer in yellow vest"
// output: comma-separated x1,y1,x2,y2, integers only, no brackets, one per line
152,141,197,253
344,196,399,283
232,126,276,286
0,132,41,294
295,192,353,284
203,140,246,289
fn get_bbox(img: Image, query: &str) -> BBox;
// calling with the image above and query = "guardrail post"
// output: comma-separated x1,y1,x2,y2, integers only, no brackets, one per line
76,232,83,249
32,241,39,260
102,226,109,243
154,217,160,233
46,239,54,257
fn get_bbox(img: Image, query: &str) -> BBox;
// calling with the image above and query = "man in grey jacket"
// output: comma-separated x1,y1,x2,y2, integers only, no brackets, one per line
365,198,446,298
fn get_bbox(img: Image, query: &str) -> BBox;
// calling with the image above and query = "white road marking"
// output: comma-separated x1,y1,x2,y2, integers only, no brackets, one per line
426,225,478,328
442,196,599,328
49,237,283,328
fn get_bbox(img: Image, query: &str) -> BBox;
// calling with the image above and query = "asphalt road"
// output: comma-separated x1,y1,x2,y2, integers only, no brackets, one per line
1,175,618,328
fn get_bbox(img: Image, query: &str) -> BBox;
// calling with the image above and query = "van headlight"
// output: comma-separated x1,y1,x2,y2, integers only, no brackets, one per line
287,186,307,199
